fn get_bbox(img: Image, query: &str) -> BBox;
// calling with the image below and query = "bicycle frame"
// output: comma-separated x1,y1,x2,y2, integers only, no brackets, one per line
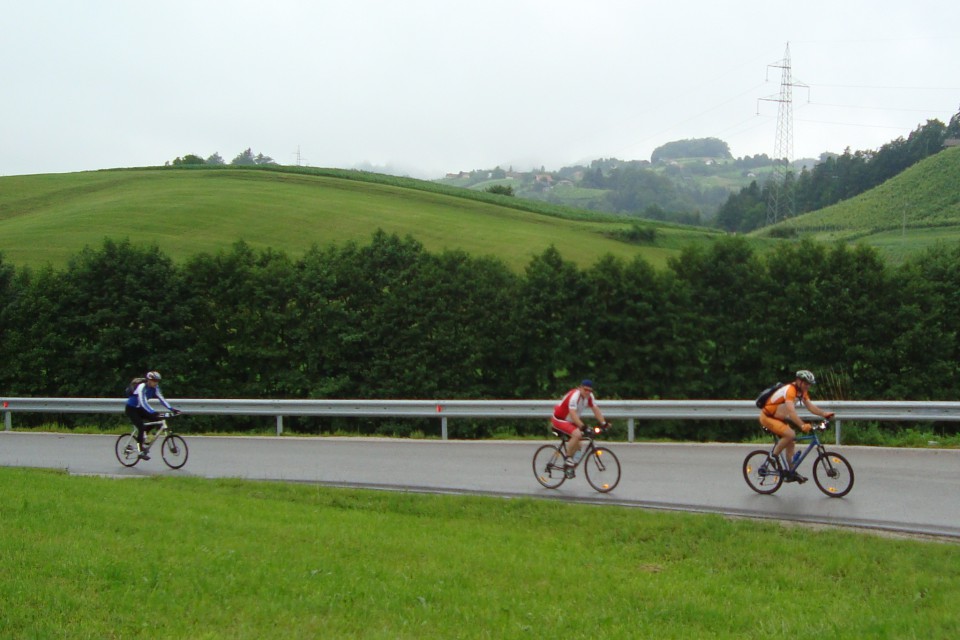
138,418,169,453
557,433,600,467
774,428,826,474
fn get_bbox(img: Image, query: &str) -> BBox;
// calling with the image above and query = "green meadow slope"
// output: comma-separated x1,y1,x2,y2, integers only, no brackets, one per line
0,167,729,271
762,146,960,262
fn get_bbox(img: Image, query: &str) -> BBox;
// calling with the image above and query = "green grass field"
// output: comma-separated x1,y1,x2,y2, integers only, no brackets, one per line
1,467,957,639
0,167,727,272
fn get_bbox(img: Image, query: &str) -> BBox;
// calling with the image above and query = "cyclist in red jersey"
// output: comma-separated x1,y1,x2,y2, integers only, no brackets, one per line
551,379,607,468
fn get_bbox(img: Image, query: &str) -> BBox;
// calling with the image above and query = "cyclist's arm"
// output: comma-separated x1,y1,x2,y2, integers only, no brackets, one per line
154,388,175,412
782,401,806,429
590,404,605,424
567,407,585,429
802,396,832,419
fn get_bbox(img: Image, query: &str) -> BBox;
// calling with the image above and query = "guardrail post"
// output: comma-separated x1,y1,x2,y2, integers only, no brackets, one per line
276,415,283,436
4,411,10,431
835,418,841,445
627,418,635,443
441,417,448,440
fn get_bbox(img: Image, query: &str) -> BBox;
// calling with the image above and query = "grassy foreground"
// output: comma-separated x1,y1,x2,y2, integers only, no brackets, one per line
1,468,957,639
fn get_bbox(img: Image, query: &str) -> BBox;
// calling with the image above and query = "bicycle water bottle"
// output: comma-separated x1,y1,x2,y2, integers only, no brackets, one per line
791,451,802,465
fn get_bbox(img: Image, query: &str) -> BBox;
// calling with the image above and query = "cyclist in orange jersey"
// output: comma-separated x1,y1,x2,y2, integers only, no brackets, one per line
759,369,834,482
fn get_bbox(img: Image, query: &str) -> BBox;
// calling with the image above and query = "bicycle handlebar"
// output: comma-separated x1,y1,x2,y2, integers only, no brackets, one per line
585,421,612,437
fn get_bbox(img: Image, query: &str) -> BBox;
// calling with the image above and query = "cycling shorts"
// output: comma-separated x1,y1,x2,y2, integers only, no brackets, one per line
550,415,581,436
758,412,795,438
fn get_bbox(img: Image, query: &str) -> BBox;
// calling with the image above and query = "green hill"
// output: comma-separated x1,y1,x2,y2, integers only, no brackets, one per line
0,166,731,271
761,146,960,262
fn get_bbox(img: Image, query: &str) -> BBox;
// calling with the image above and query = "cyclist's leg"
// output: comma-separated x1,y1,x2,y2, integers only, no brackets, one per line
125,405,147,448
760,411,796,465
760,412,807,482
550,416,581,464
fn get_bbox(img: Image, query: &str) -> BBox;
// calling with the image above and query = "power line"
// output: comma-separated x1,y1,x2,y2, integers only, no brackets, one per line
795,117,925,130
809,83,960,91
805,101,953,113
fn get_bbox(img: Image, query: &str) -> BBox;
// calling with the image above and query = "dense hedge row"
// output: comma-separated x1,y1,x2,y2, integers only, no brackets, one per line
2,232,959,438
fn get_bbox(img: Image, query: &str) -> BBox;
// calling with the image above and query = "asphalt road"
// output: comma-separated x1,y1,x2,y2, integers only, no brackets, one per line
2,432,957,538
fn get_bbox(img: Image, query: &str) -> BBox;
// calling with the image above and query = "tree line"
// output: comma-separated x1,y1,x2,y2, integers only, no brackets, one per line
2,233,959,439
166,148,276,167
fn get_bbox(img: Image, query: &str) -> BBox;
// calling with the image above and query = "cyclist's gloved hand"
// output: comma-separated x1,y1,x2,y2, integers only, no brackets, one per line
801,423,812,433
172,408,183,415
824,412,835,420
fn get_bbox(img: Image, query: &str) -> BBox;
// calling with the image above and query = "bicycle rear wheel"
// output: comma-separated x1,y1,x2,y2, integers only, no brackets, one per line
584,446,621,493
532,444,567,489
160,435,189,469
813,450,854,497
743,449,783,494
115,433,141,467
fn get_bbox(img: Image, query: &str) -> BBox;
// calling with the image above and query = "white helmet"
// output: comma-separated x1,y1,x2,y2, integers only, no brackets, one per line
796,369,816,384
146,371,162,381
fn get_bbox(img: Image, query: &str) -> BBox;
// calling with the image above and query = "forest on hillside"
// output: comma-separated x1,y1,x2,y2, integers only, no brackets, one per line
2,233,959,440
445,108,960,230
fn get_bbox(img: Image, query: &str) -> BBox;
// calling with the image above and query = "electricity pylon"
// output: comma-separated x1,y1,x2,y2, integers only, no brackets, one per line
760,43,807,226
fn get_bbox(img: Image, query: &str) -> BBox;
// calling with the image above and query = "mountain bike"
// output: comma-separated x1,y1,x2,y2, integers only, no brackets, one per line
115,413,189,469
742,419,854,497
532,422,621,493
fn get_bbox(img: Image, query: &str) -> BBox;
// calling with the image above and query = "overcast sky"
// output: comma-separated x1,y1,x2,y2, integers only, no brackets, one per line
2,1,958,179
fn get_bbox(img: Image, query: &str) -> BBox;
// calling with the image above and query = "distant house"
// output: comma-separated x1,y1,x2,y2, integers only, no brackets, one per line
945,138,960,147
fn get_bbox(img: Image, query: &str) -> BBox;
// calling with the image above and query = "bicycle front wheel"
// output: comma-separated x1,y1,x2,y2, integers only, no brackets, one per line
160,435,189,469
743,449,783,494
813,450,854,497
115,433,141,467
532,444,567,489
584,446,621,493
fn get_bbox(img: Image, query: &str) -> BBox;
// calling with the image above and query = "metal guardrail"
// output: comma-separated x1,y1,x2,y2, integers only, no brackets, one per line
3,397,959,443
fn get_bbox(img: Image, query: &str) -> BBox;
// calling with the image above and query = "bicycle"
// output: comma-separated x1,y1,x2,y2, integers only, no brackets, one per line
742,419,854,497
532,422,621,493
115,413,189,469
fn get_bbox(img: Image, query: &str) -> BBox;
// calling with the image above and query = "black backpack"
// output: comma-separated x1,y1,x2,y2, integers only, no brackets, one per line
125,377,146,397
754,382,784,409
